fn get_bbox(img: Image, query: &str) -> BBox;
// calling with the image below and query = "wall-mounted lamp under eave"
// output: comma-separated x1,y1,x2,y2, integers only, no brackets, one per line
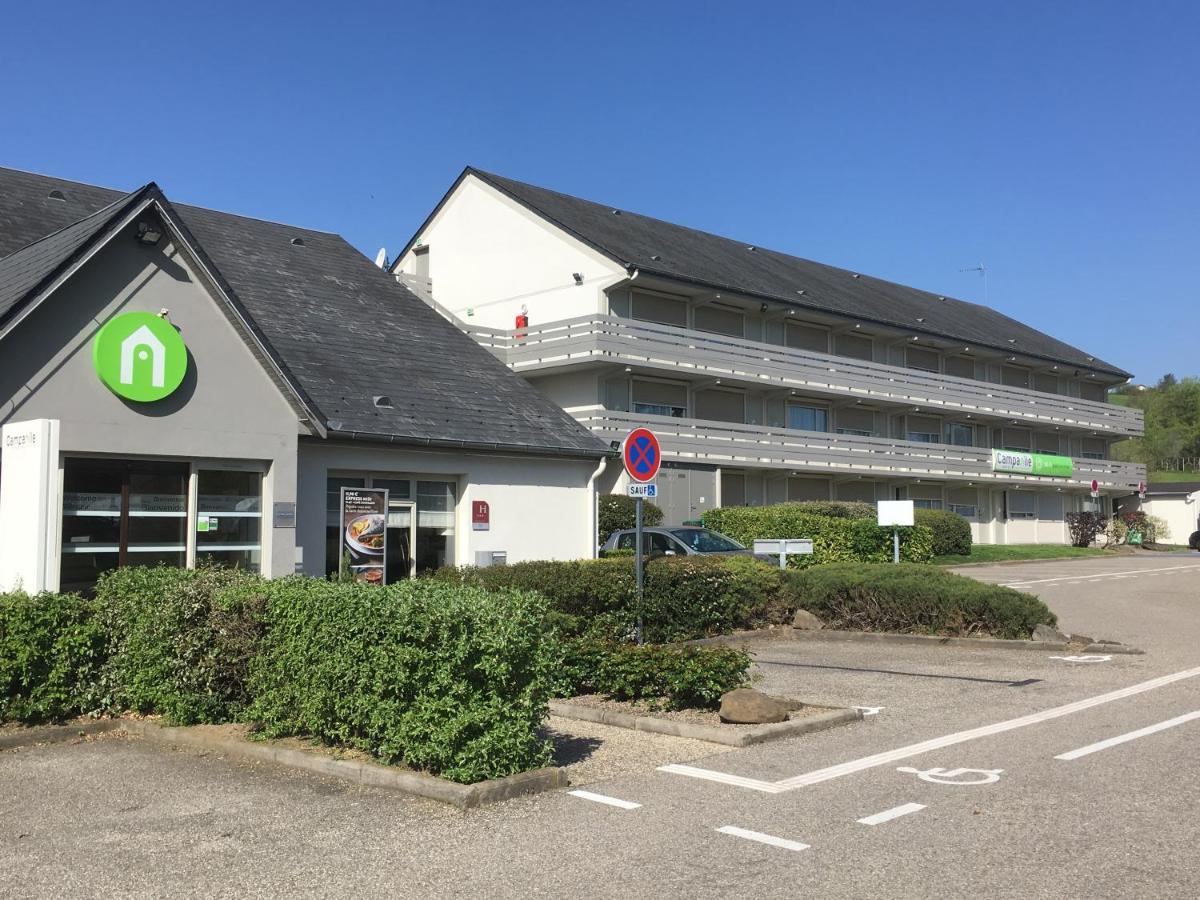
136,222,162,245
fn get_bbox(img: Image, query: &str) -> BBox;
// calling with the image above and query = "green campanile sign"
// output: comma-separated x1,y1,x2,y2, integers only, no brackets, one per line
991,449,1074,478
92,312,188,402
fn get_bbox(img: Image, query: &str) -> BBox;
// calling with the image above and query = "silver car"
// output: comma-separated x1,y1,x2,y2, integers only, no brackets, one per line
601,525,759,558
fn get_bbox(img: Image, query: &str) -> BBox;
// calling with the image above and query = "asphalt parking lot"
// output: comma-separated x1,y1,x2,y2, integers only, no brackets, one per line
3,553,1199,898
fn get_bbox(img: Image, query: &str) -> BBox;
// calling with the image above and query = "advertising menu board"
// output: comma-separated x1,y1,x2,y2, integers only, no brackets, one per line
340,487,388,584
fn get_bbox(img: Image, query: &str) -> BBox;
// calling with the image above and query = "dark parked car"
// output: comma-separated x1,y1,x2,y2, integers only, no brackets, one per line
601,525,764,559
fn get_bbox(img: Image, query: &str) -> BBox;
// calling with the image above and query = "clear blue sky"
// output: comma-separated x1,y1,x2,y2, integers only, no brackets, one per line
3,1,1195,383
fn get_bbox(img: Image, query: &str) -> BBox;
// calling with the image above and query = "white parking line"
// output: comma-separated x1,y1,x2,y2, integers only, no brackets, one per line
568,790,641,810
857,803,926,825
660,665,1200,794
1001,564,1200,588
1055,710,1200,761
716,826,809,852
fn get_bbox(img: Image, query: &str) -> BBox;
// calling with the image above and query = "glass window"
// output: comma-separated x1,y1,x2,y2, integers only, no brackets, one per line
670,528,745,552
907,431,940,444
945,356,975,379
787,404,828,432
1081,438,1106,460
906,347,941,373
1034,373,1059,394
913,498,943,510
631,292,688,327
1006,491,1036,520
1001,428,1032,452
633,380,687,418
948,503,977,518
416,480,456,573
60,458,187,595
695,389,746,424
945,423,974,447
721,473,747,507
694,305,744,337
616,532,637,551
785,322,830,353
835,333,874,361
1002,366,1030,389
325,477,365,577
196,470,262,573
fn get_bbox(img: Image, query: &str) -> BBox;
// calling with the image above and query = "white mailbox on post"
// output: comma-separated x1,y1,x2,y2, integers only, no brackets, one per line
876,500,915,563
752,538,814,570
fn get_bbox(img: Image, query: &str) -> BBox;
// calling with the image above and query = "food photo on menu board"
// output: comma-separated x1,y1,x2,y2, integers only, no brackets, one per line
340,487,388,584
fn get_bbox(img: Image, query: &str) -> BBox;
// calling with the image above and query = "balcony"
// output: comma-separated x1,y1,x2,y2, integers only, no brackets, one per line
576,409,1146,492
466,315,1144,438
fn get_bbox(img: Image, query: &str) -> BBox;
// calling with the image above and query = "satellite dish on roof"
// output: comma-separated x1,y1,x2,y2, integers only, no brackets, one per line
374,247,388,269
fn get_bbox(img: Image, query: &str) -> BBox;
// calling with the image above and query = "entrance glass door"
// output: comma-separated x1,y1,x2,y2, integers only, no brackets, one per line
386,502,415,582
60,458,189,594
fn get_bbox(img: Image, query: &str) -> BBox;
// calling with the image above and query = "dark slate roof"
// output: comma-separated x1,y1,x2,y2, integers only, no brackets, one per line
0,167,610,459
0,187,148,324
450,168,1130,379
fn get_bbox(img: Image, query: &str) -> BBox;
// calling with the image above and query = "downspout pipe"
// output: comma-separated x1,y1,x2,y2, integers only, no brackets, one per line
587,456,609,558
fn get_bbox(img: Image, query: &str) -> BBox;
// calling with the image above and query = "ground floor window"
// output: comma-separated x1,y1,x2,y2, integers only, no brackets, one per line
1005,491,1037,520
60,458,189,594
325,474,456,578
195,470,262,572
912,498,943,510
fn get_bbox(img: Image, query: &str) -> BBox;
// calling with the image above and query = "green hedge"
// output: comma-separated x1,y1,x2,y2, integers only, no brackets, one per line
248,578,556,783
554,640,750,710
0,591,106,723
787,562,1055,638
598,494,663,545
914,508,973,557
701,504,934,566
95,566,265,725
431,555,796,642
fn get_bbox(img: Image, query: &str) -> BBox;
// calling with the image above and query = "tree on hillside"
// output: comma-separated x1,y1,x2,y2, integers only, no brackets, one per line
1112,377,1200,467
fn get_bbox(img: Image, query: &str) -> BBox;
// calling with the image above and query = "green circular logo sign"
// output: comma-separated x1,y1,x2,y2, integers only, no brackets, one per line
92,312,188,402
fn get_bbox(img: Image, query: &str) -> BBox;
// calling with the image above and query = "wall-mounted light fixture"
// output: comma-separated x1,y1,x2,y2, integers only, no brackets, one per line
136,222,162,245
572,273,584,285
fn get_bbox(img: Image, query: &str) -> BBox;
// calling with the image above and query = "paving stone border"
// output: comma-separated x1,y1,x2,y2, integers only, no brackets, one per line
690,628,1145,654
1,718,566,810
548,699,862,747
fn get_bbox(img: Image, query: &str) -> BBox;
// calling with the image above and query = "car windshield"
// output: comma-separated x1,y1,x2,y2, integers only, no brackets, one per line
669,528,744,552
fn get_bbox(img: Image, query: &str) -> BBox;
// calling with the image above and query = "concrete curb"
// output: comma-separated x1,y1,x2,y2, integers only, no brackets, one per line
548,699,862,747
693,628,1145,655
0,719,122,751
943,554,1122,569
0,719,565,810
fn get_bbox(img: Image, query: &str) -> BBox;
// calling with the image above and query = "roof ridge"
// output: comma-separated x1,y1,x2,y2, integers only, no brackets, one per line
0,185,149,261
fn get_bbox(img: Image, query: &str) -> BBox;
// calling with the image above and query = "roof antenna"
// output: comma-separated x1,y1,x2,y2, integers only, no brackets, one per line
959,262,987,304
374,247,388,269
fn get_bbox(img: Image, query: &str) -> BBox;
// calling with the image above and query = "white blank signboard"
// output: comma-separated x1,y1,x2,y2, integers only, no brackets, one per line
877,500,914,527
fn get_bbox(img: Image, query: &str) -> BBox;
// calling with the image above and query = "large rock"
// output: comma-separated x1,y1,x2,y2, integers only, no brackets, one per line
1032,623,1069,643
718,688,790,725
792,609,825,631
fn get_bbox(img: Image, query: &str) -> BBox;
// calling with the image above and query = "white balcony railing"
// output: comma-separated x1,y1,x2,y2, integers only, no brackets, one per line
577,409,1146,492
467,315,1143,437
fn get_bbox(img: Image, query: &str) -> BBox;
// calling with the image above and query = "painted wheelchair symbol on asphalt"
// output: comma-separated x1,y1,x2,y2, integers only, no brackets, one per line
1049,655,1112,663
897,766,1004,786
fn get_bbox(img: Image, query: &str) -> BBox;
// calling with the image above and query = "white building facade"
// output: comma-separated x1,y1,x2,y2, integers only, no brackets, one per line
393,168,1145,544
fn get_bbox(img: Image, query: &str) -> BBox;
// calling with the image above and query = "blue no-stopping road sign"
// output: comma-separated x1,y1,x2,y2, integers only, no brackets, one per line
623,428,661,483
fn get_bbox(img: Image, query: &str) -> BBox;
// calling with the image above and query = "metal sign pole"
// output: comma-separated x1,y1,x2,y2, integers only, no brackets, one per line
635,496,644,646
893,527,900,564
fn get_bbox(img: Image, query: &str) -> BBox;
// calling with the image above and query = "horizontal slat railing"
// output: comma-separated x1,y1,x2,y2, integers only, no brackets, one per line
466,315,1143,437
576,410,1146,492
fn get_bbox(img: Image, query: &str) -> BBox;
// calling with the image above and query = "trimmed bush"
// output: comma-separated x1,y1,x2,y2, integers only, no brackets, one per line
702,504,934,567
598,494,663,545
248,578,556,783
787,562,1056,639
784,500,876,519
554,640,751,710
432,555,797,643
0,591,106,723
95,566,265,725
1067,511,1108,547
915,508,973,557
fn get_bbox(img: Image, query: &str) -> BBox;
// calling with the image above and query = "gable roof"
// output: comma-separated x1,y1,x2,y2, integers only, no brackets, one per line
0,186,151,325
0,167,610,459
421,167,1129,380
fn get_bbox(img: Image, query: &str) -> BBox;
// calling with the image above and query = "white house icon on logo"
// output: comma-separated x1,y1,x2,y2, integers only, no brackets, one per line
119,325,166,388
